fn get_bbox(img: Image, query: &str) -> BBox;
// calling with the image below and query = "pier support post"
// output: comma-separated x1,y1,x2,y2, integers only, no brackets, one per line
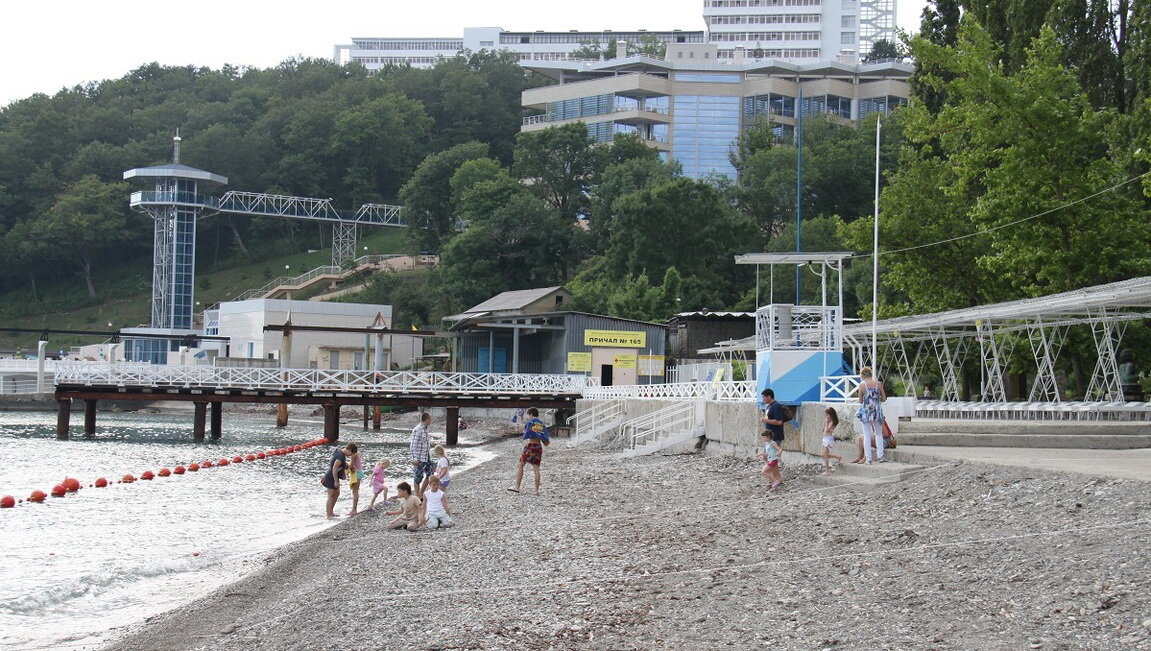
373,405,382,430
276,403,289,428
210,401,222,439
446,406,459,447
83,399,98,437
56,397,72,440
362,404,369,429
193,401,207,441
324,403,340,442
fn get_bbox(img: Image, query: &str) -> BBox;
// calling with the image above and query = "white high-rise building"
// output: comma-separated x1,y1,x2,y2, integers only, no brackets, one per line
702,0,897,63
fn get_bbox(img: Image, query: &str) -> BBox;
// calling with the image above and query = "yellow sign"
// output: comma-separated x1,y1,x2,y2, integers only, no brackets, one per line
639,355,665,377
583,329,647,348
613,354,638,369
566,352,592,372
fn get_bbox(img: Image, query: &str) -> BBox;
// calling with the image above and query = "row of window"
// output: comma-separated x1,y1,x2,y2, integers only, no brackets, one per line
500,32,703,45
354,56,440,66
716,47,822,58
707,13,822,24
353,40,463,51
704,0,821,7
712,31,822,41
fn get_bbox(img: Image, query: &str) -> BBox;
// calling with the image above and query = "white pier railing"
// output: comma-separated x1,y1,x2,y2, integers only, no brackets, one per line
54,363,593,395
583,380,756,402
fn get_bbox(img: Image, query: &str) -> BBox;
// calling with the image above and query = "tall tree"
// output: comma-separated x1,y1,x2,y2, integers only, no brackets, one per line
512,123,600,219
399,142,490,252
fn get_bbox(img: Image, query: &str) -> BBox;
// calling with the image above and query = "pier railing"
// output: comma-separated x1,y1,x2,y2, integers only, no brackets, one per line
53,363,593,395
583,380,756,402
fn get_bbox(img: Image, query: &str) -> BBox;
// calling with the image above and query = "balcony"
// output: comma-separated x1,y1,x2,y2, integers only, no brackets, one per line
523,99,671,130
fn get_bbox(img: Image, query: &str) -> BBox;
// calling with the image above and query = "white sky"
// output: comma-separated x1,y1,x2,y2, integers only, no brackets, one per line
0,0,926,107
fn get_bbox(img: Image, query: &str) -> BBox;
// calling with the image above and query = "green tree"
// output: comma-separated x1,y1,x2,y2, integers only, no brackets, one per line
864,38,904,61
512,123,600,218
32,175,134,297
399,142,490,252
329,93,433,203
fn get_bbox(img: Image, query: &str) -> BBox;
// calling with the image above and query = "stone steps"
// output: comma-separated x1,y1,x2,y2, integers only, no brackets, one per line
896,431,1151,450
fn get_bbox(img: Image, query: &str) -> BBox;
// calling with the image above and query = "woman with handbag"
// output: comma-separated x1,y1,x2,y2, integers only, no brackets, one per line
855,367,887,464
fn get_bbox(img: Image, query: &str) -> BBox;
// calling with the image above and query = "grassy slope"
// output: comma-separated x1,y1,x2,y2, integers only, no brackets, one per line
0,227,415,352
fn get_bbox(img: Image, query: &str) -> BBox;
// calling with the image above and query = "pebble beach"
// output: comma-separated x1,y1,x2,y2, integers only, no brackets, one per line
105,428,1151,651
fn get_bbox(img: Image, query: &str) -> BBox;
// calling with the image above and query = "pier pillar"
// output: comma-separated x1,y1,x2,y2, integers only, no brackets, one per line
276,403,289,428
362,404,369,429
56,397,72,439
193,401,207,440
83,399,98,437
210,401,222,439
323,403,340,442
446,406,459,447
373,405,382,430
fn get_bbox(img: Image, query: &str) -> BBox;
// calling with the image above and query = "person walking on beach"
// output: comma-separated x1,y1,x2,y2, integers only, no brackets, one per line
385,481,423,531
410,412,434,495
321,444,349,519
821,408,844,475
420,475,454,529
757,430,784,489
367,458,391,510
345,443,363,516
759,388,787,446
433,444,451,490
855,366,887,464
508,407,550,495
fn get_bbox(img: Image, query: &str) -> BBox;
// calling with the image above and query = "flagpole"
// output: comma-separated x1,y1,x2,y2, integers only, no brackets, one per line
871,113,882,373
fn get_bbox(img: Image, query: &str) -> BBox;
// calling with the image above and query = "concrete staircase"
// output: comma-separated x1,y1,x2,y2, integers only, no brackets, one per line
627,427,703,457
809,459,928,492
895,419,1151,450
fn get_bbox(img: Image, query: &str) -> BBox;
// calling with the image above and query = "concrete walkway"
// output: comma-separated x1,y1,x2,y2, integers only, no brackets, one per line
893,445,1151,482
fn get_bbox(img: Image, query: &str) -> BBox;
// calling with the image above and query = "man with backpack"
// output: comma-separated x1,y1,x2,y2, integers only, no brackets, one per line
760,388,789,445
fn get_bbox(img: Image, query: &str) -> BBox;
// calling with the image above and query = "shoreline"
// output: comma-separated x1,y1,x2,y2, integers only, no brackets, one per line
104,437,1151,650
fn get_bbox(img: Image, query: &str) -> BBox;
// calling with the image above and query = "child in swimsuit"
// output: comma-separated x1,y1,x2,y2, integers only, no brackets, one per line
821,407,843,475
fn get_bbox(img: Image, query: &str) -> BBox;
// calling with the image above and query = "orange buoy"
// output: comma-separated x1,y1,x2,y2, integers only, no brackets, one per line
218,459,229,466
201,460,213,468
122,474,136,483
232,456,243,463
245,454,256,462
188,463,200,472
63,478,81,492
256,453,266,460
158,468,171,477
94,478,108,488
141,471,155,480
51,485,67,497
1,495,15,508
174,466,186,475
28,490,47,502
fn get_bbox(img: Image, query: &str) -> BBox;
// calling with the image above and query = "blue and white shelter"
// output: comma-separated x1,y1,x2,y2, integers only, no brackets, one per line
736,252,853,404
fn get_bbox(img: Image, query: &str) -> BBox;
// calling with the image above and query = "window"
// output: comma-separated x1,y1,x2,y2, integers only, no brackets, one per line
842,15,856,27
841,32,856,44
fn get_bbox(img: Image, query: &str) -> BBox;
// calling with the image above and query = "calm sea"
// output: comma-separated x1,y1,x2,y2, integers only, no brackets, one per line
0,409,478,650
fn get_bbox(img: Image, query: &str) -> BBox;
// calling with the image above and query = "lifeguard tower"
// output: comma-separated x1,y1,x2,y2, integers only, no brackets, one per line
736,252,853,404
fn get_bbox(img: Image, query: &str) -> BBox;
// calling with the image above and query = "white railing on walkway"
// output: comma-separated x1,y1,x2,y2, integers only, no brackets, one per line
0,359,59,372
625,400,699,450
566,398,626,446
0,378,44,394
821,375,861,402
54,363,592,396
583,380,756,402
916,400,1151,422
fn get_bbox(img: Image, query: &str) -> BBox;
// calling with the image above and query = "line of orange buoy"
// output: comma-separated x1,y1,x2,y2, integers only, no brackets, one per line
0,439,330,509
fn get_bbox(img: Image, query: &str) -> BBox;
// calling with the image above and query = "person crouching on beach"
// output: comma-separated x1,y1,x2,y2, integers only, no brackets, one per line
433,445,451,490
321,444,349,520
757,430,784,490
821,407,843,475
508,407,550,495
385,482,423,531
367,458,390,511
420,475,454,529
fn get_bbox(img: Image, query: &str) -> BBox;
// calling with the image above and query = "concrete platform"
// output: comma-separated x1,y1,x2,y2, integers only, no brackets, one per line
894,418,1151,449
809,459,927,492
885,445,1151,482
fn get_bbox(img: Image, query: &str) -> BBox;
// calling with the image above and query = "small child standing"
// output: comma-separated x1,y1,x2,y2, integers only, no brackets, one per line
757,431,784,490
821,407,844,475
420,475,454,529
433,445,451,490
384,482,423,531
367,459,390,510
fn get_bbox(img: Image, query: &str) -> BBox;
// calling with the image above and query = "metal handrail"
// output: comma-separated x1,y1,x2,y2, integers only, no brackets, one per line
567,398,625,445
624,400,698,449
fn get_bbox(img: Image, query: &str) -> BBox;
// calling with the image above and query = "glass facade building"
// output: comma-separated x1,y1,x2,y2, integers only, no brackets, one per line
521,45,912,180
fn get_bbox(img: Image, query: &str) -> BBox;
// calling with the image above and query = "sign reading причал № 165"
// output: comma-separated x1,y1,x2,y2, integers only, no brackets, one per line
583,329,647,348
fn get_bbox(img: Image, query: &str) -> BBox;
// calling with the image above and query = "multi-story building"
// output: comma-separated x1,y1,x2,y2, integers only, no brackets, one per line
334,1,897,71
702,0,896,63
520,42,911,179
335,27,706,70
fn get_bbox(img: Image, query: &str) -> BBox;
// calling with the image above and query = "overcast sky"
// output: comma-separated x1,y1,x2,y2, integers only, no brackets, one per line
0,0,926,107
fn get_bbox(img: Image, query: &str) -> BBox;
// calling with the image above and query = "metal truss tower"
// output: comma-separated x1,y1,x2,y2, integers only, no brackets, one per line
123,137,228,330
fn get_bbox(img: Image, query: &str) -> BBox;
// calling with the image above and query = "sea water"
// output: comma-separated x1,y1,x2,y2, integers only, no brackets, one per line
0,410,476,650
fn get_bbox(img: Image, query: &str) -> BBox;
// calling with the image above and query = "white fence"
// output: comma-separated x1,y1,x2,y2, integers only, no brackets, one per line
53,363,592,395
625,400,699,450
583,380,756,402
820,374,861,402
916,400,1151,422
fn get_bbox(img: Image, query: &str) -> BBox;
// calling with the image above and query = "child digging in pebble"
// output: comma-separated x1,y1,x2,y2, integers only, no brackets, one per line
367,458,390,510
419,475,454,529
821,407,844,475
758,430,784,490
385,482,423,531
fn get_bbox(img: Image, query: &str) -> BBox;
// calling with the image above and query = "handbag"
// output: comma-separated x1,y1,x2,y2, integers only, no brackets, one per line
882,419,898,449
